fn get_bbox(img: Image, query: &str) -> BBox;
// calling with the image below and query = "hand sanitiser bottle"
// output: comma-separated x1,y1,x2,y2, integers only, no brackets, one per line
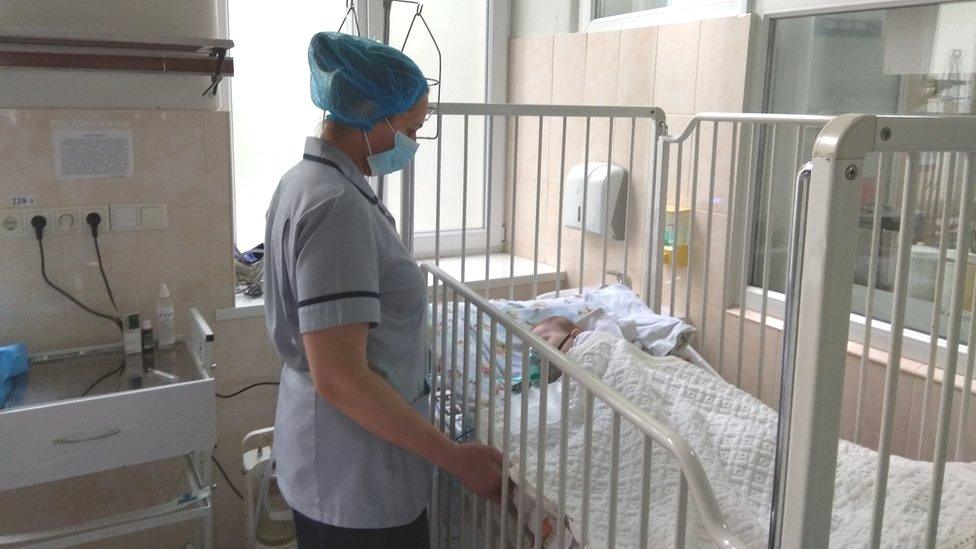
157,283,176,348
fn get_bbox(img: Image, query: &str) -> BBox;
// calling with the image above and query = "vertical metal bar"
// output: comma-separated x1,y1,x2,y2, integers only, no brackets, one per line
580,117,592,293
684,123,701,319
674,474,688,549
474,310,484,441
461,115,470,283
638,437,653,548
700,122,720,345
855,152,888,444
532,115,544,298
669,141,683,315
580,391,594,544
768,162,812,548
607,413,621,548
460,297,472,542
430,277,441,544
485,114,494,298
870,153,921,549
447,291,459,548
486,319,499,549
440,287,450,435
534,357,550,549
717,123,741,376
556,116,568,297
602,117,615,285
624,117,636,281
472,308,484,549
957,264,976,460
734,124,759,389
778,138,863,548
925,152,975,549
757,124,778,398
918,152,956,458
435,113,443,265
648,119,668,311
510,116,520,300
556,372,570,548
500,328,514,544
450,296,460,443
517,343,531,549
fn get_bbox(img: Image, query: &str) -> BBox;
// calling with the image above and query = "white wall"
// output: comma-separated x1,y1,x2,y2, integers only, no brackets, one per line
511,0,577,37
0,0,224,110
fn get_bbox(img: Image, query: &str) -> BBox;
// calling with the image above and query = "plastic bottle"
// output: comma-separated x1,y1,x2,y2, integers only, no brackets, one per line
156,283,176,348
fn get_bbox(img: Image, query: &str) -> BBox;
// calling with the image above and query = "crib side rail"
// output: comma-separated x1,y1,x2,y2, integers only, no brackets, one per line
781,114,976,549
423,263,746,549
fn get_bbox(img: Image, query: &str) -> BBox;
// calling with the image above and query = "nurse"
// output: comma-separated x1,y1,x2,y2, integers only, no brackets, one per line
264,32,503,548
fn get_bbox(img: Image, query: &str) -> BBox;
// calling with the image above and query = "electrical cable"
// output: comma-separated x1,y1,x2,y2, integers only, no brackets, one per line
80,357,126,397
36,237,123,331
216,381,280,399
86,212,119,314
211,454,244,500
93,236,119,313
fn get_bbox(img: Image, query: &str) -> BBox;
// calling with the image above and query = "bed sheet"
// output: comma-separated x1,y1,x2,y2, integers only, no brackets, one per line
486,331,976,548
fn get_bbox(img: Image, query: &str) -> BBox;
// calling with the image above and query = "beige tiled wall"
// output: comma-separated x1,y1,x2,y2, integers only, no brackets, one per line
0,110,281,547
504,16,976,465
0,109,234,351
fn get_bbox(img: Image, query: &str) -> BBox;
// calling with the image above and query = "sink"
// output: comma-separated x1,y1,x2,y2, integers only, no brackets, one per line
0,313,215,491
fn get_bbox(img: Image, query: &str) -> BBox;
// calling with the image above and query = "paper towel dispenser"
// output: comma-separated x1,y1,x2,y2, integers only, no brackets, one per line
562,162,627,240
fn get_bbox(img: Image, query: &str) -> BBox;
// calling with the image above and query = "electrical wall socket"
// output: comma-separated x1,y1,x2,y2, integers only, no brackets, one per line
0,210,24,239
79,206,110,235
55,208,82,233
25,210,55,237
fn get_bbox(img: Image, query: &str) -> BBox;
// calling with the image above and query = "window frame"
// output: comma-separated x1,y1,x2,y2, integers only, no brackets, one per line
751,0,974,365
384,0,507,260
580,0,748,32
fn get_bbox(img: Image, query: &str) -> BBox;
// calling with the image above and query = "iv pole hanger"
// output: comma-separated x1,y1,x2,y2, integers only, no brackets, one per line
396,1,442,140
337,0,362,37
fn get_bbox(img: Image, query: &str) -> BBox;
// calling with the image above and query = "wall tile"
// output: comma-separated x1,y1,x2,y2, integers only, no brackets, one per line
583,31,621,107
694,15,753,113
508,36,554,105
551,33,587,105
617,27,658,107
653,21,701,115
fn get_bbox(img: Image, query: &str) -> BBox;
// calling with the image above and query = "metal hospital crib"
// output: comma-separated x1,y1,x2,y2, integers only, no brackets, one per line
415,103,976,548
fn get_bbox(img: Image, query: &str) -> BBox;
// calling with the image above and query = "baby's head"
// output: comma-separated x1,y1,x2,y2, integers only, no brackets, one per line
531,316,583,353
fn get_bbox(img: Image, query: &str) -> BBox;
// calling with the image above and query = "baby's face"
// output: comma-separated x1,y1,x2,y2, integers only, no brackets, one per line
531,320,580,353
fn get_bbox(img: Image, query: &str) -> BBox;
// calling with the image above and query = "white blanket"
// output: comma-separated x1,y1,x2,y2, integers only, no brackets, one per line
497,331,976,548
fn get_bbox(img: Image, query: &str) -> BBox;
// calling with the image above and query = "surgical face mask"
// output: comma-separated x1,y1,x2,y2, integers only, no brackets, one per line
363,119,419,176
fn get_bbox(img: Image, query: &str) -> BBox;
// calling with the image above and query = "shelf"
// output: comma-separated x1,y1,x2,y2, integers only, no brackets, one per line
0,31,233,78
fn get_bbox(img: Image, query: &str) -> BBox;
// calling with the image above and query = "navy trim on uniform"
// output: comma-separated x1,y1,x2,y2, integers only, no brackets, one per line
302,153,396,227
302,154,377,204
298,290,381,309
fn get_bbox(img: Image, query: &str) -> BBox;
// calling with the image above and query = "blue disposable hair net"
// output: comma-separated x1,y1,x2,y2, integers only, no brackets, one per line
308,31,429,131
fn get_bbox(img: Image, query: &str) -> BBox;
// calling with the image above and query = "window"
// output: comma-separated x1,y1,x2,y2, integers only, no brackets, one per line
228,1,494,258
757,1,976,342
227,0,347,250
383,0,491,258
586,0,746,31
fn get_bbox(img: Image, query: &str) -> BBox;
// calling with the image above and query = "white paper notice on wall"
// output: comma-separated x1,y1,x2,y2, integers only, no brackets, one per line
53,129,134,180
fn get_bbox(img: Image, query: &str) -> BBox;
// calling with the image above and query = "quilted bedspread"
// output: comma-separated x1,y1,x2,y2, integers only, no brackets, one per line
497,331,976,548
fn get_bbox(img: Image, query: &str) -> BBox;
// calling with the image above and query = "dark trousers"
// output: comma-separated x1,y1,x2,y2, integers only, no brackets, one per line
293,509,429,549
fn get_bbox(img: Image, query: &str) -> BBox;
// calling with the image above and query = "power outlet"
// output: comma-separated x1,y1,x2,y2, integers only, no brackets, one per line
80,206,110,235
0,210,24,239
25,210,55,238
55,208,82,234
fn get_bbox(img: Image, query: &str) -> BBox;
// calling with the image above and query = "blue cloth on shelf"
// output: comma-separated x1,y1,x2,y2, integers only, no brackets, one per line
0,343,29,408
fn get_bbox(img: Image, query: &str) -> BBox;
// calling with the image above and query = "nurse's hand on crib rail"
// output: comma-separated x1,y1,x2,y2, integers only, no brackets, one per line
443,443,505,504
